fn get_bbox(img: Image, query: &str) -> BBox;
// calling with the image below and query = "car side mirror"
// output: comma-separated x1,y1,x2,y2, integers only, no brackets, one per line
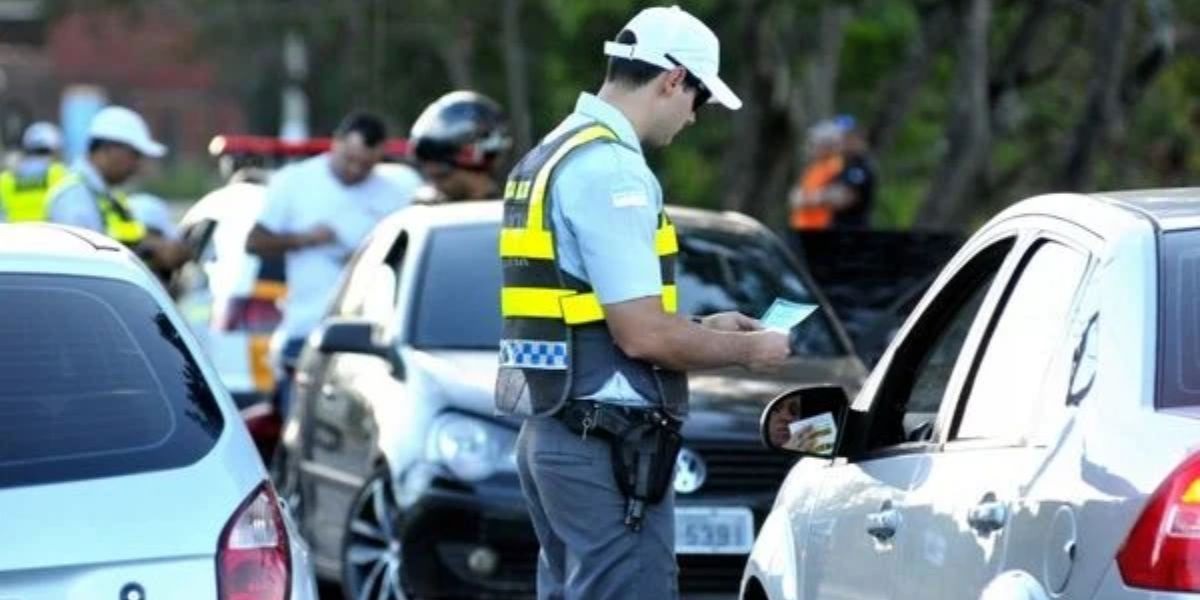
760,384,850,457
316,318,392,359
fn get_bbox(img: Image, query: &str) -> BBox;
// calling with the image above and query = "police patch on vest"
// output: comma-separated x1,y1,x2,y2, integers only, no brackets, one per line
499,339,569,370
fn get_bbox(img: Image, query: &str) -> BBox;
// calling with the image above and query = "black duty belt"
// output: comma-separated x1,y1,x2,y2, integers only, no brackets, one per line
555,400,679,440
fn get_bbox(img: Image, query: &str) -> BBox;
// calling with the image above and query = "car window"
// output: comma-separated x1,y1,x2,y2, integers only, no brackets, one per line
675,226,843,357
333,231,405,322
410,224,503,350
954,241,1088,441
0,274,224,489
868,238,1015,448
1158,229,1200,408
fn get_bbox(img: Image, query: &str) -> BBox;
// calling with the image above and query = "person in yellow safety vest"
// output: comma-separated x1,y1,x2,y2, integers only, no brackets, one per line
495,6,791,599
0,121,68,223
45,106,189,273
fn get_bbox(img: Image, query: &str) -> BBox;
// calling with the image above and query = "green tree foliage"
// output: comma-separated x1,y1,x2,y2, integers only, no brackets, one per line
52,0,1200,232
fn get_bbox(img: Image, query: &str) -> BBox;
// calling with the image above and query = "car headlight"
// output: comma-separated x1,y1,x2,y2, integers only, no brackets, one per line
425,412,517,482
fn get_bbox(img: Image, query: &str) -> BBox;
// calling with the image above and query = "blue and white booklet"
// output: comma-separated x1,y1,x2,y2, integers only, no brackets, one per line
759,298,819,333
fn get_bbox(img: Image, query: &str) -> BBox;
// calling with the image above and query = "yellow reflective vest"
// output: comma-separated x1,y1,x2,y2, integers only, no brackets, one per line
0,161,68,222
495,123,688,418
48,175,146,246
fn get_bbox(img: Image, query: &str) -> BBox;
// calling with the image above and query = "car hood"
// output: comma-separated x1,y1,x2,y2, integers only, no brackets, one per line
406,349,864,429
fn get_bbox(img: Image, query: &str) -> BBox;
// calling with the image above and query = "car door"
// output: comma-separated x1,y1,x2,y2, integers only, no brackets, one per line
798,233,1020,600
297,230,405,565
895,229,1094,600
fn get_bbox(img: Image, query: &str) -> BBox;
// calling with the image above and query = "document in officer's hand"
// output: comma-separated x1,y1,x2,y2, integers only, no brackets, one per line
759,298,819,333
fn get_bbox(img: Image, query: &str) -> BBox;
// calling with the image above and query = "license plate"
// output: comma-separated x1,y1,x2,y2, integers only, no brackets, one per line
674,506,754,554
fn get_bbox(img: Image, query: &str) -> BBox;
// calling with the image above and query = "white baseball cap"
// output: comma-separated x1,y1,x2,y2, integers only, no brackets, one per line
603,5,741,110
87,106,166,157
22,121,61,152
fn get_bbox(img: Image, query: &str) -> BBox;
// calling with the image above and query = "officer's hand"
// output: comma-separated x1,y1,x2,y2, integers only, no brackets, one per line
743,330,791,372
302,225,336,247
699,311,762,332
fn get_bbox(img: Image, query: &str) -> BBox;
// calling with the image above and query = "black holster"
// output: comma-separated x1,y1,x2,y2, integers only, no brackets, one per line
556,401,682,530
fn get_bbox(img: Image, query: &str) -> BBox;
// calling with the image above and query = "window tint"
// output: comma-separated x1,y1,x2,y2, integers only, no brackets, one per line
1160,230,1200,407
900,274,993,440
410,225,503,349
0,274,224,488
870,239,1014,448
676,226,842,357
955,241,1088,441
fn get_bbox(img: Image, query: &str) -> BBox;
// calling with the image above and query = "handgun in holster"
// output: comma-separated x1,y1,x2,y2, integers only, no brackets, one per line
557,402,683,531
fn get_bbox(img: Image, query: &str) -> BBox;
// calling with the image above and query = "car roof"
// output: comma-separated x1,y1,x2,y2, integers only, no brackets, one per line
0,223,150,281
0,223,125,255
180,181,266,227
383,199,769,235
1089,188,1200,231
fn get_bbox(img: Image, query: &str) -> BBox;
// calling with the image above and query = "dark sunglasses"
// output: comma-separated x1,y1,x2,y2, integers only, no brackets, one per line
666,54,711,112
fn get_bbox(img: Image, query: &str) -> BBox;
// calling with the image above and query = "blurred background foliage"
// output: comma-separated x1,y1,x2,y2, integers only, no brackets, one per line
49,0,1200,232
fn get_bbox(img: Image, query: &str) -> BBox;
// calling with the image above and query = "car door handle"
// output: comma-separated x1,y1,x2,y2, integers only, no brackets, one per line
866,503,901,541
967,497,1008,535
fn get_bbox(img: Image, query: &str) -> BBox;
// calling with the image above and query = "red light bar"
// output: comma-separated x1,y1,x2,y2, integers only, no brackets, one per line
208,135,411,159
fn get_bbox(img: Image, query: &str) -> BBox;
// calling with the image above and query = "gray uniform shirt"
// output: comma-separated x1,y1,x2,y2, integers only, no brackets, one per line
545,93,666,406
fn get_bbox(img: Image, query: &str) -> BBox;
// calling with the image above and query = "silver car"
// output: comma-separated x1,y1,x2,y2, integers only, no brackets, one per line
743,190,1200,599
0,224,317,600
274,200,867,599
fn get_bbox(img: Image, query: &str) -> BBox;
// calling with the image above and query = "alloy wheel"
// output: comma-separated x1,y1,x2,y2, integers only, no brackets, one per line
342,471,407,600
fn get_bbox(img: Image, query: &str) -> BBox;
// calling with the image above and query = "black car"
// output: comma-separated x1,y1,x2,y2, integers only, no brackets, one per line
273,201,866,599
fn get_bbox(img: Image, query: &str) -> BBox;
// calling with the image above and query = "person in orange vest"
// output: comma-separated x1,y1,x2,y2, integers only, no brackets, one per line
788,120,844,231
0,122,68,223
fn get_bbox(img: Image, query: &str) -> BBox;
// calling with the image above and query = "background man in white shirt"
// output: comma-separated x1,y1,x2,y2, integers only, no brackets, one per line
246,111,411,416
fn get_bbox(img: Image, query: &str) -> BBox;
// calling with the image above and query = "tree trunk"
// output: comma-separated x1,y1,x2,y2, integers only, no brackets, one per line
438,17,476,89
802,4,851,124
500,0,533,155
918,0,992,228
1058,0,1133,191
718,0,767,216
869,3,954,156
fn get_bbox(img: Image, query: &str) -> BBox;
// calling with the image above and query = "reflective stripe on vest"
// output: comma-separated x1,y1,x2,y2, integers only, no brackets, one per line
52,175,147,246
495,122,688,419
0,162,67,222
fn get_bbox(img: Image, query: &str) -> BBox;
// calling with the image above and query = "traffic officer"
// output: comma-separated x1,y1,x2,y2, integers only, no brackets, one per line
45,106,188,273
0,121,68,222
408,90,512,202
495,6,791,598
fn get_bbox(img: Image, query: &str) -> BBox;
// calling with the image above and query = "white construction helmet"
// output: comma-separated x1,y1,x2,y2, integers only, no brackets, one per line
21,121,62,153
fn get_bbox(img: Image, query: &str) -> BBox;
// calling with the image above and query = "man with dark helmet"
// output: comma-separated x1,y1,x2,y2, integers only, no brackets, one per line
408,90,513,201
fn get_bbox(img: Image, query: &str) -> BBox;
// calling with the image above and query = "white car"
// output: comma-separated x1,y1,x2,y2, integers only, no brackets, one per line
0,223,316,599
176,181,285,458
743,190,1200,599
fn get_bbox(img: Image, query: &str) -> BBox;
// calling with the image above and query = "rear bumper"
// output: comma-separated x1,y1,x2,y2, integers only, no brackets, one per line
1091,564,1200,599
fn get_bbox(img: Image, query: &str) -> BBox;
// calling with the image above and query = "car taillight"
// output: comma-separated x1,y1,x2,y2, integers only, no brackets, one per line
217,482,290,600
218,297,282,333
1117,452,1200,591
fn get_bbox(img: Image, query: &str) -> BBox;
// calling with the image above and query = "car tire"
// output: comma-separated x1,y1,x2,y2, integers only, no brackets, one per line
341,466,408,600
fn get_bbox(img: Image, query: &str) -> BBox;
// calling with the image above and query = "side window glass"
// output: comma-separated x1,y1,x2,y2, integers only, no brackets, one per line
954,241,1089,442
869,238,1014,448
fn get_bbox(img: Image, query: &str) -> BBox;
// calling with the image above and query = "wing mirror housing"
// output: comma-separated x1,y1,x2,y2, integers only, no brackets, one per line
314,317,403,377
760,384,850,457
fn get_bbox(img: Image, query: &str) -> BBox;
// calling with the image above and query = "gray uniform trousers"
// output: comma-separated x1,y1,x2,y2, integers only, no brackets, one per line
516,415,679,600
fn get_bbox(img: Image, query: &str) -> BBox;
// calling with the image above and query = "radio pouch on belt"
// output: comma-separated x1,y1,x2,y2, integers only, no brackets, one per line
611,419,682,531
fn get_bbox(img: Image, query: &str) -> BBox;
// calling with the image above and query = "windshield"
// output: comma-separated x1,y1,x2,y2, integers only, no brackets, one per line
410,224,504,350
408,222,844,357
675,225,843,357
